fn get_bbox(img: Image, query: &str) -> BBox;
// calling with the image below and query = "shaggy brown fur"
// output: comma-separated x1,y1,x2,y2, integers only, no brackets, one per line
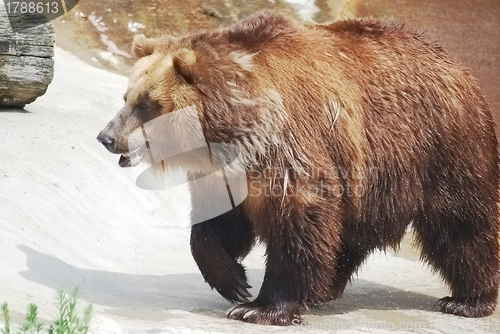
97,11,500,326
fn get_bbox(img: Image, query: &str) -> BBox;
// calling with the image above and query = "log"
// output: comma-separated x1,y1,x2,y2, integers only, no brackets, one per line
0,4,55,108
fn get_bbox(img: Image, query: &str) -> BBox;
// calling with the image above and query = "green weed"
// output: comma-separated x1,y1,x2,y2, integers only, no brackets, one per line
1,288,92,334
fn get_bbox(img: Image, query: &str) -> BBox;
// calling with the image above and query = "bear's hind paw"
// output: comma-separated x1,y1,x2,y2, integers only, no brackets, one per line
435,296,496,317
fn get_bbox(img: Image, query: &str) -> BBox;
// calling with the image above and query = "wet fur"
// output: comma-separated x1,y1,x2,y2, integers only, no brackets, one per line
121,11,499,325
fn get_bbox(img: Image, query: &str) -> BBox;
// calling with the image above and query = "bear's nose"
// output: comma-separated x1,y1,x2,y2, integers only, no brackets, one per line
97,131,115,151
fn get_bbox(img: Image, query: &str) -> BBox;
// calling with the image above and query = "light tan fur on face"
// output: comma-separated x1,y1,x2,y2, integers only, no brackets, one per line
127,53,174,106
127,51,201,111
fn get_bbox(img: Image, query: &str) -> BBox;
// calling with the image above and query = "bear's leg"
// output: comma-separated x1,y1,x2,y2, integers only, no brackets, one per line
413,211,500,317
227,188,340,325
329,244,370,300
190,203,255,303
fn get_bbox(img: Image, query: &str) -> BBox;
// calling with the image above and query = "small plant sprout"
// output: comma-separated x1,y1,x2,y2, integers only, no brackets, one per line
1,288,93,334
1,303,11,334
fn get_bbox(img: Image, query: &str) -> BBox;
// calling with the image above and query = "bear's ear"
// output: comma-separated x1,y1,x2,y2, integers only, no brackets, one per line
172,48,198,84
132,34,155,58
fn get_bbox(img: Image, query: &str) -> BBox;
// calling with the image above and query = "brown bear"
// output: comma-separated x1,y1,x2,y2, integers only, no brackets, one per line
97,11,500,326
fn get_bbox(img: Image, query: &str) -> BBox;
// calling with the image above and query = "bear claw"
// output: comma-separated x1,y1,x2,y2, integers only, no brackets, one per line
206,262,252,303
216,284,252,304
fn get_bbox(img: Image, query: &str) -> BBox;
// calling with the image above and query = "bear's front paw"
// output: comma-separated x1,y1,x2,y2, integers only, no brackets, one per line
213,274,252,304
435,296,495,317
226,301,304,326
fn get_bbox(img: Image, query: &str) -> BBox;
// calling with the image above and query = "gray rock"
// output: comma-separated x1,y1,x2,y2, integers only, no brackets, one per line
0,4,55,108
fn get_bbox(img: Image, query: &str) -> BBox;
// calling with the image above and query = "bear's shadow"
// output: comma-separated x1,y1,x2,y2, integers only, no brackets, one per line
17,244,439,315
0,107,31,113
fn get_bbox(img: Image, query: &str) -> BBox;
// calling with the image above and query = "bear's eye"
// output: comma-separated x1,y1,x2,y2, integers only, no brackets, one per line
134,93,161,122
123,93,127,102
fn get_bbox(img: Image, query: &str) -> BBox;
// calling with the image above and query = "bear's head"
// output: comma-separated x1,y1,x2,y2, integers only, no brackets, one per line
97,14,291,169
96,34,206,167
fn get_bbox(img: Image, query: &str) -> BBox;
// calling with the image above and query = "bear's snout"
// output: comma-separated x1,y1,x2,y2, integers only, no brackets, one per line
97,130,116,152
97,121,146,168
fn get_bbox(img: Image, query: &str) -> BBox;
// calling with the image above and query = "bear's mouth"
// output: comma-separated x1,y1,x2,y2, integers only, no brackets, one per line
119,144,146,168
